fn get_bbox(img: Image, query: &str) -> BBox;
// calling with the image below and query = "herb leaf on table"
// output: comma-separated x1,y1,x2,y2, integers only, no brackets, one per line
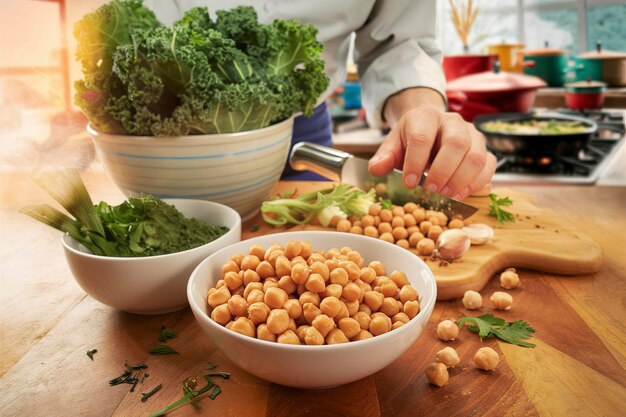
457,314,536,347
157,327,177,343
488,193,515,224
149,345,179,355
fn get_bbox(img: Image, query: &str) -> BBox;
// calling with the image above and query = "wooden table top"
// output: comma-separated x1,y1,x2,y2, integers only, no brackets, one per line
1,170,625,417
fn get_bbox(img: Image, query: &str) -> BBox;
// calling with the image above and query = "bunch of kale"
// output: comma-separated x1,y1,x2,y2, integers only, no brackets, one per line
74,0,328,135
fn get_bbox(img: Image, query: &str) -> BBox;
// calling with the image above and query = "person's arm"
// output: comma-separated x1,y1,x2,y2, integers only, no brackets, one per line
354,1,495,200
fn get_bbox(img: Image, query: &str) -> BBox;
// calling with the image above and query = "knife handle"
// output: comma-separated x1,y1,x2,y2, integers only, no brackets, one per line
289,142,352,182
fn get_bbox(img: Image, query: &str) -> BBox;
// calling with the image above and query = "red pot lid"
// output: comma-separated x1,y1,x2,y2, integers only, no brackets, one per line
446,70,547,93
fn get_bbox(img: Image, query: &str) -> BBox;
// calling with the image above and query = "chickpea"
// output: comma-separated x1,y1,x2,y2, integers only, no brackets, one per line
221,260,239,276
283,240,302,259
273,256,292,278
437,212,449,227
208,285,231,308
352,311,371,330
319,296,342,318
323,283,342,299
358,303,372,316
232,286,245,297
406,225,420,235
425,363,449,387
299,291,321,307
380,297,401,317
352,329,374,341
304,326,325,345
338,317,361,339
392,227,408,241
474,347,499,371
412,208,426,223
448,218,464,229
324,259,338,272
336,219,352,232
396,239,410,249
302,302,322,324
257,324,277,342
369,314,390,336
223,271,243,291
399,285,418,304
344,299,360,316
427,225,443,241
374,182,387,196
262,279,278,293
437,319,460,341
417,238,435,256
216,279,226,289
291,263,310,285
243,269,261,286
490,291,513,310
326,328,350,344
380,280,399,298
392,312,410,324
227,317,256,338
305,273,326,293
500,270,520,289
379,232,395,243
361,215,375,227
256,261,276,279
342,282,362,301
248,302,271,325
227,295,249,317
364,225,379,238
264,247,283,263
295,325,310,343
263,287,288,310
329,267,349,286
266,309,290,334
369,204,382,216
300,241,312,259
349,226,364,235
275,330,299,344
282,299,303,319
307,253,326,265
333,301,350,322
403,202,418,213
391,321,404,331
230,253,244,266
309,261,330,281
363,290,384,312
354,279,372,295
339,261,361,281
408,232,425,247
435,347,460,368
403,300,420,318
389,270,409,287
210,304,232,325
379,209,393,223
360,267,377,284
403,213,417,228
240,255,260,271
243,282,263,299
391,216,405,229
312,314,336,337
378,222,393,234
277,275,297,295
419,220,432,235
248,244,265,259
346,251,364,267
427,216,440,226
462,290,483,310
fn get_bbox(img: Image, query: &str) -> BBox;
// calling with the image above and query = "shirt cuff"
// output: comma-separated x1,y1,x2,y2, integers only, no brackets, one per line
359,40,447,128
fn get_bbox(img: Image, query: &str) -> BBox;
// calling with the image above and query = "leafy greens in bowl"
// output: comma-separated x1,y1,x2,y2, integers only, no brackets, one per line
74,0,329,136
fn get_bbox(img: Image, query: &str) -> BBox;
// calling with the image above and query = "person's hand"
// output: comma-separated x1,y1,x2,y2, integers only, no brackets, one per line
368,103,496,201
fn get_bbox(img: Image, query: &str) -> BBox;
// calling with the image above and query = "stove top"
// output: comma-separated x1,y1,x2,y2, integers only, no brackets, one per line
491,109,625,184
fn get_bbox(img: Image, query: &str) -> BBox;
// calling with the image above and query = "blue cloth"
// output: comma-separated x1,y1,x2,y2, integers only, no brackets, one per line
280,103,333,181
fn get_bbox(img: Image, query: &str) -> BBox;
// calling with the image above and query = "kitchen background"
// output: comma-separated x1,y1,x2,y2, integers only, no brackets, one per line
1,0,625,183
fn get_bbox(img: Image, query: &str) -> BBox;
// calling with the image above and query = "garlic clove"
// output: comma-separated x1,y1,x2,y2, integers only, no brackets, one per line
462,223,494,245
436,229,471,261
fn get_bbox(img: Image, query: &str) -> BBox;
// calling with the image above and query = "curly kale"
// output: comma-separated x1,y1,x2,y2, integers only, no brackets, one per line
74,0,329,135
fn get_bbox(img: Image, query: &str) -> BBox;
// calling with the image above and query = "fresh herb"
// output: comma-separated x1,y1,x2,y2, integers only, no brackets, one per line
86,348,97,361
380,199,393,210
149,371,230,417
157,327,177,343
457,314,536,347
109,362,149,392
261,184,376,227
488,193,515,224
250,223,260,232
20,169,229,257
141,384,163,402
74,1,328,136
206,363,217,370
149,345,179,355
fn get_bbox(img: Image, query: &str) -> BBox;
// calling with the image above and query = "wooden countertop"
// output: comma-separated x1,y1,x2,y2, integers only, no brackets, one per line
1,170,625,417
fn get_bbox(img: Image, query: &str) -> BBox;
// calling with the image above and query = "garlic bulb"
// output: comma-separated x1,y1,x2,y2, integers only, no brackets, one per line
462,223,494,245
436,229,471,261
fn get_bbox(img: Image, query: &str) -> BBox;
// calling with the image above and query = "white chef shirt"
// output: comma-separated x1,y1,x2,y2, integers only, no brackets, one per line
143,0,446,128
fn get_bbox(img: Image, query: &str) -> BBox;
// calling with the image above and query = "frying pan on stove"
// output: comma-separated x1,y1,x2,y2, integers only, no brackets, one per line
474,113,597,157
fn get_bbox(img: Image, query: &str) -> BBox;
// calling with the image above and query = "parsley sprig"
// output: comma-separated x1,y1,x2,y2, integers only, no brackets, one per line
488,193,515,224
456,314,536,347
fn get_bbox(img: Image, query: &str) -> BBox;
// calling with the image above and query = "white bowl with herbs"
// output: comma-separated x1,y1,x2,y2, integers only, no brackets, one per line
21,169,241,315
74,2,329,219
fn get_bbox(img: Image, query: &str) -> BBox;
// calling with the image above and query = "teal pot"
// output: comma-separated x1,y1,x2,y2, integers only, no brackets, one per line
523,47,569,87
565,42,626,86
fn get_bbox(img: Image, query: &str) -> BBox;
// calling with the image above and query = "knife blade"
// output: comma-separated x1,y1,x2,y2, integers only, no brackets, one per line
289,142,478,219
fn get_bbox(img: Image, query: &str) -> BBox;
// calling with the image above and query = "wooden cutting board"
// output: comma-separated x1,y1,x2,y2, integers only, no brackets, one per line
244,184,603,300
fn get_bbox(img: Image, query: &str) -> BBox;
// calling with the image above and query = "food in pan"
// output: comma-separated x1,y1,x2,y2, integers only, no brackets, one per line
481,119,590,135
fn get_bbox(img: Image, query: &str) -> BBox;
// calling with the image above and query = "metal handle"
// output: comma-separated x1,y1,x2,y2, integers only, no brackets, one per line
289,142,352,182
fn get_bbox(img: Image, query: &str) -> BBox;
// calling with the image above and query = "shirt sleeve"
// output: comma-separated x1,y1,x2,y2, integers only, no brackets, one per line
354,0,446,128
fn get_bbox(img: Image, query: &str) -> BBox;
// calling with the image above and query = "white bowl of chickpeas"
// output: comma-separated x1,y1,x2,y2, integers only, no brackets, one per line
187,231,437,388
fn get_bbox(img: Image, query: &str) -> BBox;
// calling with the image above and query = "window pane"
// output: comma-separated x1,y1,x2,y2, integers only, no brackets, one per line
586,4,626,53
524,8,579,53
440,10,518,54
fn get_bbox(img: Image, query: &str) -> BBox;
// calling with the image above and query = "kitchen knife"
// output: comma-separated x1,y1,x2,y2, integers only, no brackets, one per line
289,142,479,219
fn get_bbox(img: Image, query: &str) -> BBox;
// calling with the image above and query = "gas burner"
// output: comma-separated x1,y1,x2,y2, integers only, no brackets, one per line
493,108,625,184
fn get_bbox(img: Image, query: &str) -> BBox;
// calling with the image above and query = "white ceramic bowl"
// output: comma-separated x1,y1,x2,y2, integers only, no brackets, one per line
63,199,241,315
87,118,293,220
187,231,437,388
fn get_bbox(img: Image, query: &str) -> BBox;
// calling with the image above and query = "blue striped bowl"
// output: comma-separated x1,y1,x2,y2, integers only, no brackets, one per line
88,118,294,219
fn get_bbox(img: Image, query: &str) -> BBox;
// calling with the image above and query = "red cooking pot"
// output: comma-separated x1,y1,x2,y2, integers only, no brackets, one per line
442,54,498,81
564,80,606,110
446,64,547,121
